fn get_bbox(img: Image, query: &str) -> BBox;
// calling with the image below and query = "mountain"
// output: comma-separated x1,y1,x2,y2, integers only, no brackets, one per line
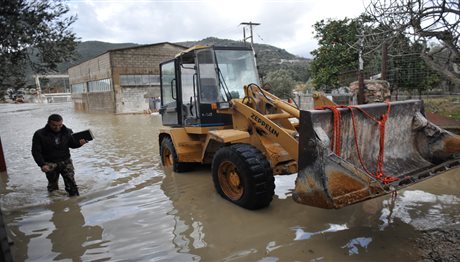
33,37,309,87
177,36,299,60
176,37,310,79
57,41,139,72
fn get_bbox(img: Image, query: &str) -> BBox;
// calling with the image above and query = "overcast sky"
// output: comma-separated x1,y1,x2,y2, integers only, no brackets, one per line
67,0,369,58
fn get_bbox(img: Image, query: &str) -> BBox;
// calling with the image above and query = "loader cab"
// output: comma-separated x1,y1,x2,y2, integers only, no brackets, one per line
159,46,259,127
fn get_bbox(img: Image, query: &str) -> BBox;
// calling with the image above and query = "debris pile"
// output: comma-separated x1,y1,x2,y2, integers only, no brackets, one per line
349,80,391,103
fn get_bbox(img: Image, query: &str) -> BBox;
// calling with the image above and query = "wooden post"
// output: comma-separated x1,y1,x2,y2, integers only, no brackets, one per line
357,26,365,105
0,137,6,172
357,42,365,104
381,41,388,80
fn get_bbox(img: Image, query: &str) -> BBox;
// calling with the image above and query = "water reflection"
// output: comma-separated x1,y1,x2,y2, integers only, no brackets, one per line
0,171,28,261
294,224,349,240
159,164,460,261
0,103,459,261
379,190,460,231
161,168,207,257
47,199,105,261
160,167,366,261
342,237,372,255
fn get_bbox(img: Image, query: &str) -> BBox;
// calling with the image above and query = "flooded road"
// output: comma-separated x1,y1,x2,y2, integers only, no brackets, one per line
0,102,459,261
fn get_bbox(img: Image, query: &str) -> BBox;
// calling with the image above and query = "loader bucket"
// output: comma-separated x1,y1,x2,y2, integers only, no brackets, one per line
294,100,460,209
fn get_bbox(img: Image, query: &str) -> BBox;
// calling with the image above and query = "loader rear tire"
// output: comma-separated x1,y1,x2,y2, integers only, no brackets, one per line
160,137,193,173
212,144,275,210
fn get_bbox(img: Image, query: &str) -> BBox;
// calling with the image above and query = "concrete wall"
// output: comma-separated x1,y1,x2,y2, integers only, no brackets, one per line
68,43,185,114
119,86,152,113
72,94,87,111
68,53,112,84
72,92,114,112
111,43,185,114
68,53,114,112
85,92,114,113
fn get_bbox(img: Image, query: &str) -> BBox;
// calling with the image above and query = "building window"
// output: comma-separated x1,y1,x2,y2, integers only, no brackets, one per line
120,75,160,86
88,79,112,92
71,83,86,94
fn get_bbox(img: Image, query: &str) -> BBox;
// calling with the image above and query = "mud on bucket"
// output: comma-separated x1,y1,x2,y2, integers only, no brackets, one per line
294,100,460,209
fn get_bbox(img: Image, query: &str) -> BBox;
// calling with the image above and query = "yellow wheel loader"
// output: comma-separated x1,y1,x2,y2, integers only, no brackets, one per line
158,45,460,210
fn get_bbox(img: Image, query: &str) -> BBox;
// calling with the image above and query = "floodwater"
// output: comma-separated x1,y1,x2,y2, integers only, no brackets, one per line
0,102,459,261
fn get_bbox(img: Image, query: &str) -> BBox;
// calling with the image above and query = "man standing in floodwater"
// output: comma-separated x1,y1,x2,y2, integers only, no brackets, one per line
31,114,87,196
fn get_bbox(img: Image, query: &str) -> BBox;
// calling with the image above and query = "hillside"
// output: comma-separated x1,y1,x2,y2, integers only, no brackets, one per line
25,41,139,82
58,38,309,77
176,37,309,79
176,36,298,61
57,41,139,72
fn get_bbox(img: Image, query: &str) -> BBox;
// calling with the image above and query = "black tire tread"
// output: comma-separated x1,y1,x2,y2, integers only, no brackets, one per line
160,137,193,173
212,144,275,210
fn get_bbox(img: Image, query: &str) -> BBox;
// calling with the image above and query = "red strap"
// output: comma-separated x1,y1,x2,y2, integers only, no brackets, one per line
315,105,347,156
316,102,398,184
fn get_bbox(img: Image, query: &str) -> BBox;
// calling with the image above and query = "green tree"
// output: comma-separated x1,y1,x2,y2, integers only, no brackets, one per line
386,38,442,95
366,0,459,87
310,18,360,90
311,16,444,95
265,69,296,98
279,62,310,82
0,0,78,95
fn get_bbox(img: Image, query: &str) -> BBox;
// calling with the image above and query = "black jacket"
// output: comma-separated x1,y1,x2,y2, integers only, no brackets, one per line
31,124,81,167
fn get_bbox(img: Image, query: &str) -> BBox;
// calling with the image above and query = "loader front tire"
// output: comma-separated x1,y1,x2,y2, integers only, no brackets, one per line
160,137,193,173
212,144,275,210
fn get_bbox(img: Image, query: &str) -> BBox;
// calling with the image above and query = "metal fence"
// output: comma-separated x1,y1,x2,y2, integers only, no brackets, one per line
295,93,354,110
294,93,460,110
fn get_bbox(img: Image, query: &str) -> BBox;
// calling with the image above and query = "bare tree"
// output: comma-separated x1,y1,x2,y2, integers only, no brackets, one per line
366,0,460,86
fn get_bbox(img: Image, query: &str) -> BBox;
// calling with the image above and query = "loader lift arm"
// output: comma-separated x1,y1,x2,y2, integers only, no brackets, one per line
222,84,460,209
159,45,460,210
217,83,302,175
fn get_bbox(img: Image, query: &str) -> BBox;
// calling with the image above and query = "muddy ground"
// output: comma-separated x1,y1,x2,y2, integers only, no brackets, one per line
0,102,459,261
416,225,460,261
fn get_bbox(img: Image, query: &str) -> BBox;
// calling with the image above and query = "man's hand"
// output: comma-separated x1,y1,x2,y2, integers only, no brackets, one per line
41,165,51,173
79,139,87,146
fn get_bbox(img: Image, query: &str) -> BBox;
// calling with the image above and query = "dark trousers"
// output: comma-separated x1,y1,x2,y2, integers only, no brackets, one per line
45,159,79,196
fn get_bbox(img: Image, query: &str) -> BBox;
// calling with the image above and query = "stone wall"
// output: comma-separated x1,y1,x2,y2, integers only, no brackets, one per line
349,80,391,103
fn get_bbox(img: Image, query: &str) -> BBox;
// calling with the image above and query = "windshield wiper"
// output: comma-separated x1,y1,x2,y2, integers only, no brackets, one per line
216,68,233,101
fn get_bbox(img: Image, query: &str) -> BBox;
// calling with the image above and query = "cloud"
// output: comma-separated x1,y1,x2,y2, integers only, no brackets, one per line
68,0,368,57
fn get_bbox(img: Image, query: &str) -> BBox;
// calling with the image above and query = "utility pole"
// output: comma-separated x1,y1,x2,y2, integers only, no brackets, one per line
240,21,261,81
240,22,260,49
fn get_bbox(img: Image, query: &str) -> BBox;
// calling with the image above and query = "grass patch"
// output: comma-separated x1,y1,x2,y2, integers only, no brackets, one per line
423,97,460,121
449,114,460,121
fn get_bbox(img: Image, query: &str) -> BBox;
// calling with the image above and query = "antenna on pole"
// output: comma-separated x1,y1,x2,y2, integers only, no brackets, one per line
240,21,261,82
240,22,260,49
